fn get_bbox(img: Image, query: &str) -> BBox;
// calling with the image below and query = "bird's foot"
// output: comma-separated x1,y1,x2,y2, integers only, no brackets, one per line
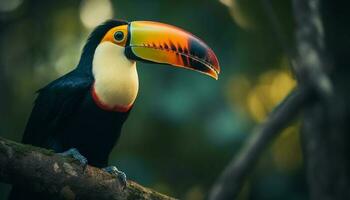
58,148,88,168
103,166,127,188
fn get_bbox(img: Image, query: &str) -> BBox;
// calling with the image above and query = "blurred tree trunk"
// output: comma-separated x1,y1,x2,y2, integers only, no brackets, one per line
209,1,350,199
294,0,350,199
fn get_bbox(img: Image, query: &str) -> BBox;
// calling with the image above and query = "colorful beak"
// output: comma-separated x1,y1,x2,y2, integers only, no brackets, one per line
125,21,220,80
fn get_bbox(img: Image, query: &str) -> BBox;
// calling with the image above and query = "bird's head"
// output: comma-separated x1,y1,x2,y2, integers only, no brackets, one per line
81,19,220,112
88,19,220,79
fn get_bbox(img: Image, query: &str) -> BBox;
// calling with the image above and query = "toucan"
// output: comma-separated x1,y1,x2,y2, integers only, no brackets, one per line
8,19,220,199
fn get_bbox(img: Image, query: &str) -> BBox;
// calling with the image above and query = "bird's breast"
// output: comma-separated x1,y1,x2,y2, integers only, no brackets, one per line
92,42,139,112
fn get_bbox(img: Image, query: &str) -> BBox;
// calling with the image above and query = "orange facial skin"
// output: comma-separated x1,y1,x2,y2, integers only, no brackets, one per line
101,25,129,47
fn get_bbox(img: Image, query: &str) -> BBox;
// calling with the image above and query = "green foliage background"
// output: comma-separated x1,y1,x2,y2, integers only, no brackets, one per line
0,0,307,199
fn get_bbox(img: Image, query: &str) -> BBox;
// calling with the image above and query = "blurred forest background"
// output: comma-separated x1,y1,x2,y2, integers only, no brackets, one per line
0,0,305,199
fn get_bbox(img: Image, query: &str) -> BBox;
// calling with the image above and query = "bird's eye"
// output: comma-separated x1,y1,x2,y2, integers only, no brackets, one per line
114,31,124,42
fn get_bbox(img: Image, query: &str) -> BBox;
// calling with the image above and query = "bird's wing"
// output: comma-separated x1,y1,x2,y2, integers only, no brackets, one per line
22,70,93,148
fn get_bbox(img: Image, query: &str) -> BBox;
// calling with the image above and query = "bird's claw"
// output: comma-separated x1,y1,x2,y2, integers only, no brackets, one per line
103,166,127,188
58,148,88,168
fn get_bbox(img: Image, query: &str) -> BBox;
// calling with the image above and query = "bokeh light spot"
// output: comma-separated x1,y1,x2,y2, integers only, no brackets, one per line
219,0,255,30
270,71,296,106
228,69,296,123
247,87,268,122
79,0,114,29
271,125,303,172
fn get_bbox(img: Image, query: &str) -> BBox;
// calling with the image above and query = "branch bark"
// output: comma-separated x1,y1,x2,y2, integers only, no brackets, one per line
0,137,176,200
208,86,314,200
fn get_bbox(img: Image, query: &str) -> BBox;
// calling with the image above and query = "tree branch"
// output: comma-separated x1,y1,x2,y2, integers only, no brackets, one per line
208,86,314,200
0,137,176,200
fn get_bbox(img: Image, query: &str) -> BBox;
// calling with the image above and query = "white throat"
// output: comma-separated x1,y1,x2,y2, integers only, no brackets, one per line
92,42,139,108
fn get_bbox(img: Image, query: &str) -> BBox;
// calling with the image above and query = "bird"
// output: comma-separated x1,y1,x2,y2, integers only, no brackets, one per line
8,19,220,199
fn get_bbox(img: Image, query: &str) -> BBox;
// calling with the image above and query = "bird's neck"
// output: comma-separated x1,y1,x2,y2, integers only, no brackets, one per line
92,42,139,112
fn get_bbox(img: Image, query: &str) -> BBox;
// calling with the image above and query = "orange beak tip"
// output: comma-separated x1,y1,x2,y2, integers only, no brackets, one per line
214,74,219,80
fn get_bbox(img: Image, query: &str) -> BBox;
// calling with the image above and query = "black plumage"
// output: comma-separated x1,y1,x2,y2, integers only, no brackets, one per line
8,18,221,200
9,20,130,199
